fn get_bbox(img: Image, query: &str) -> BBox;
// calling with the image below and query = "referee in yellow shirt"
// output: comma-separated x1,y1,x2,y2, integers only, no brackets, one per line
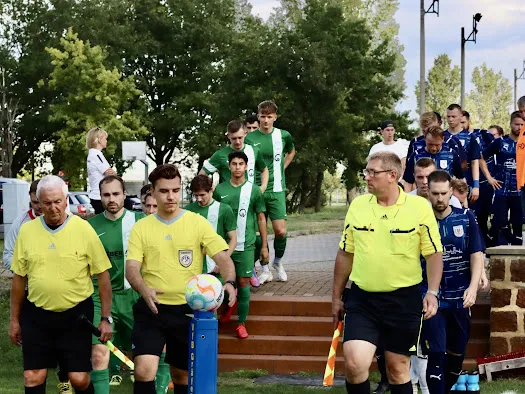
9,175,113,394
126,164,237,394
332,152,443,394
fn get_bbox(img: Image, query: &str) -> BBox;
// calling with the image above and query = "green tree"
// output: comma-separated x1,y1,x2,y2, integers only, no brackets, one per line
415,54,460,116
40,28,147,188
466,63,512,129
322,170,344,205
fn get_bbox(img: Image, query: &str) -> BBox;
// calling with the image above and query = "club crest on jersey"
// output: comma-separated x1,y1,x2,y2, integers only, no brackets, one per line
274,153,281,162
453,225,464,238
179,250,193,267
239,208,247,217
439,160,448,169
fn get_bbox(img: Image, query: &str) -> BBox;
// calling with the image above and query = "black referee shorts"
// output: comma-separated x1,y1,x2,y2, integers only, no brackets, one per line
343,283,423,356
132,298,192,370
21,297,94,372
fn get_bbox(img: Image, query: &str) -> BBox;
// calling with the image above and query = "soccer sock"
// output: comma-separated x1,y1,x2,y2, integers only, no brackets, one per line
345,379,370,394
262,264,270,273
57,366,69,382
90,369,110,394
109,352,121,374
390,381,412,394
134,380,156,394
172,384,188,394
254,234,263,264
237,285,250,324
445,353,464,392
274,234,287,259
376,350,388,383
413,356,429,394
155,352,171,394
426,352,445,394
75,382,95,394
25,383,45,394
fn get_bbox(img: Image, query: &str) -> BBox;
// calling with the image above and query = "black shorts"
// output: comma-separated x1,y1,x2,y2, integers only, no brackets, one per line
21,297,94,372
343,283,423,356
421,307,471,355
132,298,192,370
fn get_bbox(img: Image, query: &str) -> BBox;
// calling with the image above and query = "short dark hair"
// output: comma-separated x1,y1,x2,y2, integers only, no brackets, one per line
428,170,451,186
29,179,40,195
140,184,151,197
433,111,442,123
488,125,504,136
462,110,470,120
99,175,125,193
190,174,213,193
245,114,259,124
415,157,437,170
148,164,181,187
258,100,278,115
227,120,245,134
511,111,523,123
447,103,462,112
228,151,248,164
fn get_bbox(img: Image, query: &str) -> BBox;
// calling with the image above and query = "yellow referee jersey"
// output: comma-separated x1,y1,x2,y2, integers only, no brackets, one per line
11,215,111,312
339,188,442,292
126,210,229,305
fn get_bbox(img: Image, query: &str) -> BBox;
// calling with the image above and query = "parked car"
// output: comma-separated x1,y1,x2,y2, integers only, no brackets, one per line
0,177,31,224
125,194,142,212
69,192,95,218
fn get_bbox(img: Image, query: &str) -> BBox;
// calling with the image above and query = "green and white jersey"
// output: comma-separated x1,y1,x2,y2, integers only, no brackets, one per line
245,128,294,193
89,209,145,291
185,200,237,272
214,180,266,252
202,144,267,185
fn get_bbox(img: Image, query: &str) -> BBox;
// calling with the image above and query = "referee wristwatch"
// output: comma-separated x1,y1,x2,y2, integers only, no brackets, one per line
224,280,237,290
426,290,439,298
101,316,113,324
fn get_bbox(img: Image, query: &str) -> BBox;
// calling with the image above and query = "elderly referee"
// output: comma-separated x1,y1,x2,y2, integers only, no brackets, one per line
332,152,443,394
9,175,113,394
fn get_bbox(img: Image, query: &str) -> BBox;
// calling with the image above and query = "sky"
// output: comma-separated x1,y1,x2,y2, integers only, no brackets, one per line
250,0,525,118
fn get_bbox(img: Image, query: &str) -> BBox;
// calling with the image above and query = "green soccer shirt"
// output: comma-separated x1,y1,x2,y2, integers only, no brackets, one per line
245,128,294,193
214,180,266,252
185,200,237,272
89,209,145,291
202,144,267,185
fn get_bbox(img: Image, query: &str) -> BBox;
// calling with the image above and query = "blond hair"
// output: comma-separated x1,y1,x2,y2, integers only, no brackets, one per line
85,127,108,150
420,112,438,132
368,151,403,181
451,179,468,195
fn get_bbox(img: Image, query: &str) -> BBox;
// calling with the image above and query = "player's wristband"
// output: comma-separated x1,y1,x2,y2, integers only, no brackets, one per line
426,290,439,298
225,280,237,290
473,180,480,188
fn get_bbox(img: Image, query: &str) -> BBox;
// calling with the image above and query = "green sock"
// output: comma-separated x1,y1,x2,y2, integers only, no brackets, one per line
274,234,287,258
254,234,263,264
155,352,171,394
237,285,250,324
109,352,121,374
90,369,109,394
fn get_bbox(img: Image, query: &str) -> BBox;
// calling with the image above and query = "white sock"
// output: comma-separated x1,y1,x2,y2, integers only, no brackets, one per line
273,257,281,265
262,265,270,273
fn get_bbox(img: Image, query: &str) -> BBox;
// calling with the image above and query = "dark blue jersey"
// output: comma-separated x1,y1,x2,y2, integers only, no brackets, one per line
403,143,464,184
407,133,467,163
483,135,520,196
422,207,484,308
446,130,482,185
471,129,495,182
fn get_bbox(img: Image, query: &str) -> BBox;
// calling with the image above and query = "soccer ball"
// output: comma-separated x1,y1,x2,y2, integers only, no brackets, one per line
185,274,224,312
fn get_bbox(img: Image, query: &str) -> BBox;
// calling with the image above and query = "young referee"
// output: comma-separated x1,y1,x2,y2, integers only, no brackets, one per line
125,164,237,394
9,175,113,394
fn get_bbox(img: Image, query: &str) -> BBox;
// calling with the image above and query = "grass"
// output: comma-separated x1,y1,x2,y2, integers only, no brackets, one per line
275,204,348,236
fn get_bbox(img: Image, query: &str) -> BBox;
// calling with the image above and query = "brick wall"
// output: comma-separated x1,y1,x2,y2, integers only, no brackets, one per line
489,246,525,355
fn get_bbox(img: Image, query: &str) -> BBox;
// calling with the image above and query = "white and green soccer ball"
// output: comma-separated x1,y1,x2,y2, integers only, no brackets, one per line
185,274,224,312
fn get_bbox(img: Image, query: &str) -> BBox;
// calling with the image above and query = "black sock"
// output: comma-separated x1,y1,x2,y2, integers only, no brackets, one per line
445,353,464,392
427,352,445,394
25,384,45,394
172,384,189,394
376,349,389,383
134,380,156,394
390,381,412,394
345,379,370,394
58,367,69,382
74,382,94,394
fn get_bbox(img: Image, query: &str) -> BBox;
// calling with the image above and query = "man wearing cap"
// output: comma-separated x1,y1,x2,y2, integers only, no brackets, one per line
368,121,409,173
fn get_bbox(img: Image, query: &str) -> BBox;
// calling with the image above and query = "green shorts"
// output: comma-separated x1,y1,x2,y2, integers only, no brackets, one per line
92,288,140,349
264,191,287,221
232,248,255,278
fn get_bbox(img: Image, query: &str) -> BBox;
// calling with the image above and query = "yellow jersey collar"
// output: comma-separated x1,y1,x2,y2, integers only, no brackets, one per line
368,186,406,206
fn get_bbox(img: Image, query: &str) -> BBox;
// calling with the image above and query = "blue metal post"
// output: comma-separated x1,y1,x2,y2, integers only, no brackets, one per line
188,310,218,394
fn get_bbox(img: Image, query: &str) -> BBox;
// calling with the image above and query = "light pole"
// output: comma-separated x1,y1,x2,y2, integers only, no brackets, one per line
419,0,439,116
514,61,525,110
460,13,482,108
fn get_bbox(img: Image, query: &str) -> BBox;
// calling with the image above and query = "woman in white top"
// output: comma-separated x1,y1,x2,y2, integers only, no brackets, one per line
86,127,116,213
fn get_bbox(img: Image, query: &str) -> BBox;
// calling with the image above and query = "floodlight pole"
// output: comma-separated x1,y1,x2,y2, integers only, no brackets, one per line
419,0,440,116
461,13,482,108
514,61,525,110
